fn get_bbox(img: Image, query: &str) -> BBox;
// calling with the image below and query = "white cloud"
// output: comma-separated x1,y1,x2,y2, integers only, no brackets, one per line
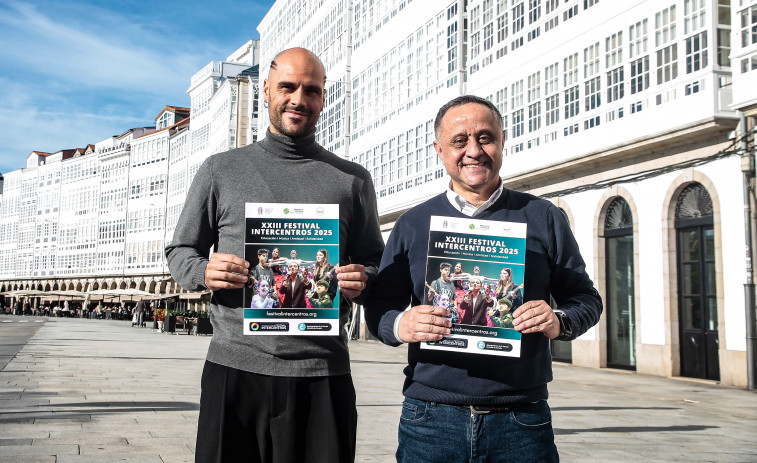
0,1,210,96
0,78,148,173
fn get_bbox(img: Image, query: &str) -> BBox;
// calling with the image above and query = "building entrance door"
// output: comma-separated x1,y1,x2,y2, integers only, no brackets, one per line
604,198,635,370
675,183,718,381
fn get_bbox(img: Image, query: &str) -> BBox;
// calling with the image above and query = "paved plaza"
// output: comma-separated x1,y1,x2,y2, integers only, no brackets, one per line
0,315,755,462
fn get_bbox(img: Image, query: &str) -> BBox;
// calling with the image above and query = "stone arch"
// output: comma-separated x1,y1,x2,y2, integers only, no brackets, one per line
138,280,147,292
120,280,127,290
660,170,724,379
148,280,157,294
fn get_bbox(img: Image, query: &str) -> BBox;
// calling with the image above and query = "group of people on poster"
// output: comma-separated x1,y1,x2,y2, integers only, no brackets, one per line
248,247,338,310
426,262,523,329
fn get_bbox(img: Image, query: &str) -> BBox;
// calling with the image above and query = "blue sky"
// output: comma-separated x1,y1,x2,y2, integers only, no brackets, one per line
0,0,273,174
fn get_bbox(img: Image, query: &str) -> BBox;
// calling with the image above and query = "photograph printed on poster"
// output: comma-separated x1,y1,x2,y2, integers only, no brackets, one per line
243,244,339,310
424,256,523,328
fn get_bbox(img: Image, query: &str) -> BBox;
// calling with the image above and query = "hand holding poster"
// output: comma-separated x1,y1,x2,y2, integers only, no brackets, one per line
243,203,339,336
421,215,526,357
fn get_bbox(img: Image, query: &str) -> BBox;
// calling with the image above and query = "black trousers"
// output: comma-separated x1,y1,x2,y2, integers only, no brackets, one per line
195,360,357,463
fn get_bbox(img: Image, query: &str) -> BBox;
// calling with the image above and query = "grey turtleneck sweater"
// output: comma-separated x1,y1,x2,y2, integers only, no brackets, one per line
165,130,384,377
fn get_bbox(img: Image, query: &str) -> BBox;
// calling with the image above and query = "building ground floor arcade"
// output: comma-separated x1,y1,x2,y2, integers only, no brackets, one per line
0,273,210,312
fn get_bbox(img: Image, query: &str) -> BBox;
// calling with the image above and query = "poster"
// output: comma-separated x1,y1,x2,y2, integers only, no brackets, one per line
242,203,340,336
421,215,526,357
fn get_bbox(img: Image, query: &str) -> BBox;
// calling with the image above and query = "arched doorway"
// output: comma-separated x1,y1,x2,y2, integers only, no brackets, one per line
604,197,636,370
675,183,718,380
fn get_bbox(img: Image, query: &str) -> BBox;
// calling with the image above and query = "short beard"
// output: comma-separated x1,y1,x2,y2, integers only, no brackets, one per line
270,104,315,138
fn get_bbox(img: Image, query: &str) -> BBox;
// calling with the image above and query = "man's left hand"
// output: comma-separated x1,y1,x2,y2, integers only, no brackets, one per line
512,300,560,339
335,264,368,298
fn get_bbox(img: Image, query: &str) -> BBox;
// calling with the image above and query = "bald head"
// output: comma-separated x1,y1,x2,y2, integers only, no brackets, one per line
269,48,326,84
264,47,327,137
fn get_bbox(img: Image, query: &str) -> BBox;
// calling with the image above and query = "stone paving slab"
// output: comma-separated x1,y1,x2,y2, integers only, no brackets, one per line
0,315,755,462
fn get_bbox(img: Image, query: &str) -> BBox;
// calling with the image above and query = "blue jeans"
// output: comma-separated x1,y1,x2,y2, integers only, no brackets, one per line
397,398,559,463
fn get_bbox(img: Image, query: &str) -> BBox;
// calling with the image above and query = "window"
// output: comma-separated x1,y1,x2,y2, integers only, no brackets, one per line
656,88,677,105
511,79,524,109
545,94,560,126
528,102,541,132
528,71,541,102
545,62,559,94
657,44,678,83
655,5,677,47
629,19,648,59
471,5,481,34
545,0,559,14
584,0,599,9
607,67,624,103
483,0,493,23
742,55,757,73
564,86,580,119
684,0,706,34
512,2,525,34
497,12,508,42
739,4,756,47
685,80,702,95
511,36,524,50
606,107,624,122
529,0,541,24
564,5,578,22
584,42,600,78
512,109,525,138
564,52,579,87
472,32,481,59
545,15,559,32
630,56,650,94
484,23,494,50
686,32,708,73
584,115,600,130
495,88,508,116
585,76,601,111
606,31,623,68
564,123,579,136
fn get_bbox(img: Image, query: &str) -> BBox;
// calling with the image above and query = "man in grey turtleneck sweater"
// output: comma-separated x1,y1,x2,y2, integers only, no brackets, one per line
166,48,384,463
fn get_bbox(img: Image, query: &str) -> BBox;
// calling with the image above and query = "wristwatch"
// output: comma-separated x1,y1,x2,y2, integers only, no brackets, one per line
552,309,572,339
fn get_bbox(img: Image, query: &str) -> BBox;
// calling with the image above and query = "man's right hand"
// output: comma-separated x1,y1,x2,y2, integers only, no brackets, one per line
204,253,249,290
398,305,452,343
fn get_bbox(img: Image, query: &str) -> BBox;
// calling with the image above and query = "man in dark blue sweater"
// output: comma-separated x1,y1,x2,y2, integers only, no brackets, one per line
364,95,602,462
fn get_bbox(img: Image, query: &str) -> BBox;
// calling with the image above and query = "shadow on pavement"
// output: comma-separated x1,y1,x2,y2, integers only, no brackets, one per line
555,424,717,435
0,400,199,422
552,406,680,411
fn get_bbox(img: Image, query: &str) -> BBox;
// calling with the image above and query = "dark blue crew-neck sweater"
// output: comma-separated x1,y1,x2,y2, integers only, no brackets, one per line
364,190,602,405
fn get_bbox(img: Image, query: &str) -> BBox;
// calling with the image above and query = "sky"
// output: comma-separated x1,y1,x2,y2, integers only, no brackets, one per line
0,0,273,174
